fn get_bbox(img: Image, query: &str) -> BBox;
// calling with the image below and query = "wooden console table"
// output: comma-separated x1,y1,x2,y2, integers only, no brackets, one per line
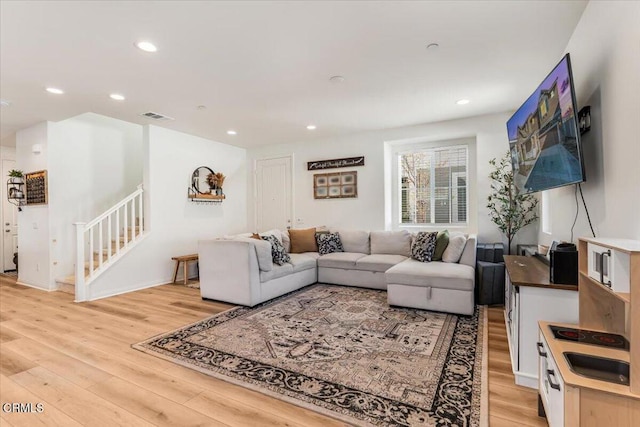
504,255,579,388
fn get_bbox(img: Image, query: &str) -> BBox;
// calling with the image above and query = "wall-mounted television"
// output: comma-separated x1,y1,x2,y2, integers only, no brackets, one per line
506,53,585,194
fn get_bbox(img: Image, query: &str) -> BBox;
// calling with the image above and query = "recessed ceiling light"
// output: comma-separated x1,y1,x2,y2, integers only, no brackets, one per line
456,99,470,105
306,125,317,130
0,99,10,107
227,130,237,135
46,87,64,95
329,76,345,83
135,41,158,52
109,93,125,101
426,43,439,50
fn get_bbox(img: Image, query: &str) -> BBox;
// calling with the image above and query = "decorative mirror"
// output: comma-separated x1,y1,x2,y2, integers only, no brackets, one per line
191,166,215,194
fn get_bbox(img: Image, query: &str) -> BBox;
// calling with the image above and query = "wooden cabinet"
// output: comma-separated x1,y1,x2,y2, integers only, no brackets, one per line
504,255,579,388
538,237,640,425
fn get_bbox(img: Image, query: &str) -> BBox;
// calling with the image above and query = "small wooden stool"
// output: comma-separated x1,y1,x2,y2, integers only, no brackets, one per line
171,254,199,285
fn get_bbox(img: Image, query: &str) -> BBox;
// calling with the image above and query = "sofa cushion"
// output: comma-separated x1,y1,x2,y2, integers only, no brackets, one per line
411,231,438,262
317,252,367,269
281,230,291,253
370,230,411,256
289,228,318,253
316,232,344,255
287,253,317,273
261,234,291,265
233,237,273,272
433,230,450,261
442,234,467,263
300,252,320,260
259,263,294,282
354,254,408,272
385,259,475,291
332,229,370,254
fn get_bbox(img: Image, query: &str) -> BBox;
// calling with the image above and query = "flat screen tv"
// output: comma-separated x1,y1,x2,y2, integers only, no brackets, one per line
506,53,585,194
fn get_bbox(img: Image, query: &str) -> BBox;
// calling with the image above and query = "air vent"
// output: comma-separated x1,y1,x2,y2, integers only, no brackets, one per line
140,111,175,121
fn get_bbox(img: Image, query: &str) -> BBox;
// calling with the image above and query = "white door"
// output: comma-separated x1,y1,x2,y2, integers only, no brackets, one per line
255,156,293,231
2,159,19,271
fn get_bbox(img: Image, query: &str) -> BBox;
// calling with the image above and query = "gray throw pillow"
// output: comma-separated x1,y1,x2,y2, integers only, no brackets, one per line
316,232,344,255
261,234,291,265
411,231,438,262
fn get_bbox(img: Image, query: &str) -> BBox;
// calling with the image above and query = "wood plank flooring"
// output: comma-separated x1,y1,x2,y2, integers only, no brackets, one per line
0,275,547,426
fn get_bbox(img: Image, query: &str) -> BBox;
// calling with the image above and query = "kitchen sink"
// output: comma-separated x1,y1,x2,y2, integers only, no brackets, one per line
563,352,630,386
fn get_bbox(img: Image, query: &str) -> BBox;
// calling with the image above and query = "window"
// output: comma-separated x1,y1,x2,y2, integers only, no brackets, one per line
398,146,468,225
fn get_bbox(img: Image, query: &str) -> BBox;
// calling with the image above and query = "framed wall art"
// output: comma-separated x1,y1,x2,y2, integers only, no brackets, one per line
25,170,48,206
313,171,357,199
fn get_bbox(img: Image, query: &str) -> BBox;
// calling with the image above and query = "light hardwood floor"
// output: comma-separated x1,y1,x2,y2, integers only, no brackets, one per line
0,275,547,426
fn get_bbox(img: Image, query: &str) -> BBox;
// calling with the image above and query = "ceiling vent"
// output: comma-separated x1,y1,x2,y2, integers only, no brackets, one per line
140,111,175,121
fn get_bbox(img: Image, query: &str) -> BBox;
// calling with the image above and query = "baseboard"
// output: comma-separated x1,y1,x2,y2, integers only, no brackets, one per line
15,280,56,292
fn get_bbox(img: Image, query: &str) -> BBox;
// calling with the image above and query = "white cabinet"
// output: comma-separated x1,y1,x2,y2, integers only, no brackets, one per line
504,256,579,388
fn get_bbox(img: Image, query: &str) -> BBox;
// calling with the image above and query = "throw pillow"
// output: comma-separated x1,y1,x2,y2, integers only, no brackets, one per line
250,233,261,240
261,234,291,265
442,234,467,263
432,229,450,261
289,227,318,253
316,232,344,255
411,231,439,262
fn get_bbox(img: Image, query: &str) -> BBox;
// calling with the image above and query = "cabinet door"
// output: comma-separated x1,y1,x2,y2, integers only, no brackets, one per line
510,285,520,371
538,331,565,427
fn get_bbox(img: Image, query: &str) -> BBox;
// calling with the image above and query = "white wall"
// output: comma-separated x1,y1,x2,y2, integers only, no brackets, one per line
248,112,538,247
88,125,247,299
15,122,51,289
539,1,640,244
48,113,143,280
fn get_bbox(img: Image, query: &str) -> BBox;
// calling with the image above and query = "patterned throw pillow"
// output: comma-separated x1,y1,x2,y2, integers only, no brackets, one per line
261,234,291,265
316,232,344,255
411,231,439,262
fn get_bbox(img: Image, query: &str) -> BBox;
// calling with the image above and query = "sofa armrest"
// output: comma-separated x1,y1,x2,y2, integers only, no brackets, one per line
198,240,261,306
459,234,477,269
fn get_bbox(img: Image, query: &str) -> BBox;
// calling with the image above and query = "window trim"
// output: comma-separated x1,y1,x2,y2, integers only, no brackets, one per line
388,137,476,233
395,144,469,227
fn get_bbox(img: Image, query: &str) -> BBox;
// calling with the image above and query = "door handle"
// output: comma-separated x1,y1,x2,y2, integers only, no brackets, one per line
5,229,10,233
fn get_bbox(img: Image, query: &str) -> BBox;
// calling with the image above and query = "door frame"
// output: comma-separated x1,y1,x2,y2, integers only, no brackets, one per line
1,157,18,272
253,154,295,232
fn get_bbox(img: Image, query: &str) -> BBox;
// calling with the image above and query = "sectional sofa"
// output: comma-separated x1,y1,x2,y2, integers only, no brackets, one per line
198,229,477,315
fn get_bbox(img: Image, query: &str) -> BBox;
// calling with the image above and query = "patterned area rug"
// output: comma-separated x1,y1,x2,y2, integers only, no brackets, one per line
134,284,487,426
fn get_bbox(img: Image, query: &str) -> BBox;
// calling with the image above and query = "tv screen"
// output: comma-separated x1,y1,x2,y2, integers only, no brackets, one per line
506,53,585,194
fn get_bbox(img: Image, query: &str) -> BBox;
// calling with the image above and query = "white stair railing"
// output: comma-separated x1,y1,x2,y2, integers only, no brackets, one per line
73,184,144,301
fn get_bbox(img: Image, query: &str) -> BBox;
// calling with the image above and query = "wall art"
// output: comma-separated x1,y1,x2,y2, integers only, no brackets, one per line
307,156,365,171
314,171,357,199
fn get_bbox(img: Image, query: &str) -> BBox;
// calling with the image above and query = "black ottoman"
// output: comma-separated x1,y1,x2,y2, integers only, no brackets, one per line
476,260,505,305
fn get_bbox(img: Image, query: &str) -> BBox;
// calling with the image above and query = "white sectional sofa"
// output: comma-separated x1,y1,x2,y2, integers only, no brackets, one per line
198,229,477,315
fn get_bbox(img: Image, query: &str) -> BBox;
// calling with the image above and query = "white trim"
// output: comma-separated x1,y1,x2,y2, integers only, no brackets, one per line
391,139,473,230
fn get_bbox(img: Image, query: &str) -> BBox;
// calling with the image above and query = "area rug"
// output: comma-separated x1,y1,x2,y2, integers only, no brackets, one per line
134,284,487,426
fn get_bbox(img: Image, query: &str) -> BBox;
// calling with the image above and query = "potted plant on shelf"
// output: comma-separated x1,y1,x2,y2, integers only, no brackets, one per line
206,172,226,196
214,173,225,195
8,169,24,184
487,151,539,254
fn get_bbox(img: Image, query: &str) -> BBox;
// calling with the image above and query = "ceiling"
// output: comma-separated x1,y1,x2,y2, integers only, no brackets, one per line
0,1,587,148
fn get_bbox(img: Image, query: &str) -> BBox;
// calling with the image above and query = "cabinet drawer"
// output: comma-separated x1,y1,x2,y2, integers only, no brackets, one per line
538,330,564,427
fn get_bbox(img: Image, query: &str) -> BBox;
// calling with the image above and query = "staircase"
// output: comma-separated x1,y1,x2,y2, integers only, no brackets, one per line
56,185,146,301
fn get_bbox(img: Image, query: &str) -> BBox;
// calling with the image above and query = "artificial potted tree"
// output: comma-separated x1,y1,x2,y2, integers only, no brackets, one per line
487,152,539,254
